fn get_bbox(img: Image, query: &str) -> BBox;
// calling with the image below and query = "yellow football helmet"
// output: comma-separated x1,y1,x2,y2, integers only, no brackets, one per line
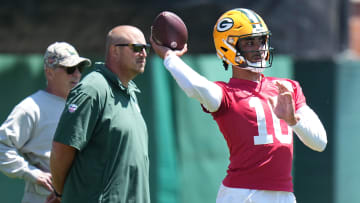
213,8,273,71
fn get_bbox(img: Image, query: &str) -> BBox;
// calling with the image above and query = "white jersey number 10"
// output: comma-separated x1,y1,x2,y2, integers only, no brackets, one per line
249,97,292,145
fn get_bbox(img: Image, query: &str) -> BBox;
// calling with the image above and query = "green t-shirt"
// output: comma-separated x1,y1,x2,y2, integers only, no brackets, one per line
53,63,150,203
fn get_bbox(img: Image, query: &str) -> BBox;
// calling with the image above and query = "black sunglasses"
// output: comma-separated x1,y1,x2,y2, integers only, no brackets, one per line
58,65,84,74
115,43,151,54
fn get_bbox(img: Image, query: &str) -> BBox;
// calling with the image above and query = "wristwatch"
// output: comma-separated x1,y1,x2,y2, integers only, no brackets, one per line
52,185,62,198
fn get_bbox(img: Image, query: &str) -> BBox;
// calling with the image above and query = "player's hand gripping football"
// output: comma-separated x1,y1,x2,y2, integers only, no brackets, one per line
150,35,188,59
268,81,299,126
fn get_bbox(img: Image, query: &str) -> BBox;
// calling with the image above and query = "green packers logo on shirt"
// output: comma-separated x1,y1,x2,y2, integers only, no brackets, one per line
68,104,78,113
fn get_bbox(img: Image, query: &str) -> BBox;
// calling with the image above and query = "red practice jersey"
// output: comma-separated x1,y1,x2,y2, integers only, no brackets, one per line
207,76,306,192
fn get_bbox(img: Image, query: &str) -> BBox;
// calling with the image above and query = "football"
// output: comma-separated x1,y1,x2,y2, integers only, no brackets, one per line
151,11,188,50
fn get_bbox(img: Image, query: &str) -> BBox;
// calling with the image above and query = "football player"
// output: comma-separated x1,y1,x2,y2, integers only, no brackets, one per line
150,8,327,203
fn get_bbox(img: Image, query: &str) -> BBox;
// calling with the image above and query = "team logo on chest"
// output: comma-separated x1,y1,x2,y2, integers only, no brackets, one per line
68,104,78,113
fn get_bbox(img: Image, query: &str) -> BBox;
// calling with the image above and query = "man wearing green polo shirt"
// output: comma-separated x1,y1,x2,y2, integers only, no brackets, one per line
49,25,150,203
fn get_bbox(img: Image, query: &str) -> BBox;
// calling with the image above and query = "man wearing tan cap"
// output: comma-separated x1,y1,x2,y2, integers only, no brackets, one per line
0,41,91,203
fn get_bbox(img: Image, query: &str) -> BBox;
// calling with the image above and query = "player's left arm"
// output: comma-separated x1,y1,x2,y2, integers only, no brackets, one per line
291,105,327,152
269,80,327,152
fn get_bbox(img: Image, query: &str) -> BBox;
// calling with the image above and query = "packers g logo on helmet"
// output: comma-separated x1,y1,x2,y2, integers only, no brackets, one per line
213,8,274,71
216,18,234,32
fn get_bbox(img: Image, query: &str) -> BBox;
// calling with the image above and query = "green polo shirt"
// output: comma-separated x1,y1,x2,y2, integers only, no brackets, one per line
53,63,150,203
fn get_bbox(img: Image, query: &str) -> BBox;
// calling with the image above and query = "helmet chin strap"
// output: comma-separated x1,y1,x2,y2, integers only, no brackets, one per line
234,55,266,73
242,66,265,73
245,59,267,73
233,65,265,73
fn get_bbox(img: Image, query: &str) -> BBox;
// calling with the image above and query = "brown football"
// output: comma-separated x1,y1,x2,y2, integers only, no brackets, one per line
151,11,188,50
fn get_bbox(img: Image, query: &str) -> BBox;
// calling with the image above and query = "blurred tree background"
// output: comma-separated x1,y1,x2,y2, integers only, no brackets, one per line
0,0,349,56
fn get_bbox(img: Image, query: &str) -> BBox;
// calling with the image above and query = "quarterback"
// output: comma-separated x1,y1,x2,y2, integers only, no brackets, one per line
150,8,327,203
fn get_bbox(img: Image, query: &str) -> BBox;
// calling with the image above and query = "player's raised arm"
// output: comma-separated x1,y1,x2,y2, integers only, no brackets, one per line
150,12,223,112
150,37,222,112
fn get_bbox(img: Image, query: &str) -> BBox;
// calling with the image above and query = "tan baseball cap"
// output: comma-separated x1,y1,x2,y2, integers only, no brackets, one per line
44,42,91,68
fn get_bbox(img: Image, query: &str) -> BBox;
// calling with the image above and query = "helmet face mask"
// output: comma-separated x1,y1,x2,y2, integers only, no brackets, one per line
234,33,273,69
213,8,274,71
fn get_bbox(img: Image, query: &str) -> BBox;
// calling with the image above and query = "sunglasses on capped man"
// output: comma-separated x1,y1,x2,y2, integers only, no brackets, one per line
115,43,151,54
58,65,84,75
